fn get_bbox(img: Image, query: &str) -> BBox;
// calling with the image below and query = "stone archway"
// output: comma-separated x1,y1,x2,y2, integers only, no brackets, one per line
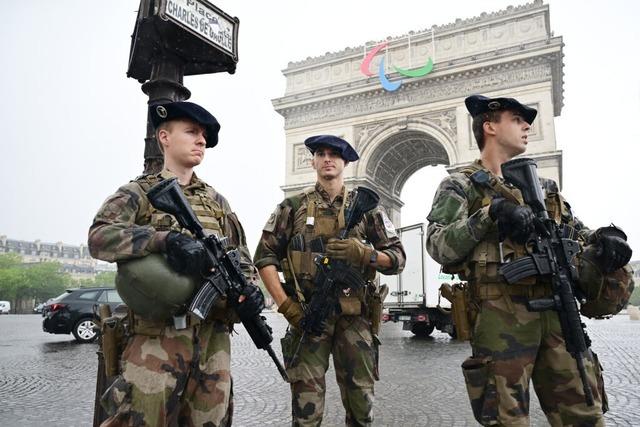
351,119,456,225
274,1,564,226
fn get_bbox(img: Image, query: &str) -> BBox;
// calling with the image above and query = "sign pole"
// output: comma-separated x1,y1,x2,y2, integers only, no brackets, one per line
126,0,239,174
141,57,191,174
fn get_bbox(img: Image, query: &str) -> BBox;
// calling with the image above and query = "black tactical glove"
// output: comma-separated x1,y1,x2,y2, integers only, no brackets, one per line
489,197,535,244
593,226,632,273
165,231,207,275
236,284,266,319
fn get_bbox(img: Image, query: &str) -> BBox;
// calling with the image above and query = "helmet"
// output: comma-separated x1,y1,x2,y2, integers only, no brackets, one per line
116,254,197,320
576,244,635,319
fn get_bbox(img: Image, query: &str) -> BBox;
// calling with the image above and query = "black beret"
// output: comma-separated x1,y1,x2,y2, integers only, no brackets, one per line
465,94,537,125
149,101,221,148
304,135,359,162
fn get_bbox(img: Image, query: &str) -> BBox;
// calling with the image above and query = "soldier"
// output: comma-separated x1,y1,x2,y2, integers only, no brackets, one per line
88,101,264,427
426,94,632,426
254,135,405,426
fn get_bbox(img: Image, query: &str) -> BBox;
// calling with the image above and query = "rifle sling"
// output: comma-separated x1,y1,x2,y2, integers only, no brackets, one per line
287,247,307,305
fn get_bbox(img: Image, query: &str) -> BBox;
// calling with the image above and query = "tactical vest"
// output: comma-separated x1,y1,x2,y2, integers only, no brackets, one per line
447,162,570,285
135,174,225,238
131,174,235,323
281,187,374,303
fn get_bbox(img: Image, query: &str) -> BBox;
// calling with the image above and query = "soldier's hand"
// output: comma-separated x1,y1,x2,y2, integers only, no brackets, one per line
489,198,535,244
236,284,265,319
326,237,373,269
278,297,304,329
596,235,632,273
165,231,207,275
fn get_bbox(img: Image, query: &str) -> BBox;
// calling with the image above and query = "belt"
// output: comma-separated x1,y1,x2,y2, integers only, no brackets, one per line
131,308,235,336
472,282,553,301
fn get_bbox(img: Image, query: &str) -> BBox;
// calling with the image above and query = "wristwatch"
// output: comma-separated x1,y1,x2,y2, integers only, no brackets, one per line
369,249,378,266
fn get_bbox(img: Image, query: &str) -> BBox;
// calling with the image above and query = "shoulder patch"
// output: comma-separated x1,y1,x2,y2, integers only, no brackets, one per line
263,206,280,233
380,210,398,238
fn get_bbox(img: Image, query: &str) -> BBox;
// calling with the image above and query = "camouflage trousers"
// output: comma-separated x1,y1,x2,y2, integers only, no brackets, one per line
101,320,233,427
281,314,377,427
462,295,607,427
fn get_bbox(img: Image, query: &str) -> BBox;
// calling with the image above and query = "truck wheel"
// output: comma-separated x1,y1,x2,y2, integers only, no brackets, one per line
411,323,434,337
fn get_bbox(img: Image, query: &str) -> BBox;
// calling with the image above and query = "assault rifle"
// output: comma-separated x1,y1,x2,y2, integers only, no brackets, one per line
498,158,594,406
147,178,288,382
290,187,379,362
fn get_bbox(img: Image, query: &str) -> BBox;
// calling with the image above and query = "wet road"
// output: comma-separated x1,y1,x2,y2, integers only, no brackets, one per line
1,313,638,426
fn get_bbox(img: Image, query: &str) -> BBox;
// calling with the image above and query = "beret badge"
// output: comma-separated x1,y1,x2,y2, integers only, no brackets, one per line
156,105,168,118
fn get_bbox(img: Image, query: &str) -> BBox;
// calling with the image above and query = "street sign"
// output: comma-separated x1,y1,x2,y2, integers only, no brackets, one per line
127,0,239,81
163,0,237,57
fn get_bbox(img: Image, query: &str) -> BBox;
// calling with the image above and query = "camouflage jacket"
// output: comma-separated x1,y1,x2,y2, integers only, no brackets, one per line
88,169,256,281
254,183,406,291
426,159,592,278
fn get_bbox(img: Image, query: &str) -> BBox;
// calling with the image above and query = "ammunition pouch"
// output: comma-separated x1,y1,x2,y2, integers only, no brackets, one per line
440,282,474,341
280,327,297,370
461,356,498,425
279,327,304,382
338,296,362,316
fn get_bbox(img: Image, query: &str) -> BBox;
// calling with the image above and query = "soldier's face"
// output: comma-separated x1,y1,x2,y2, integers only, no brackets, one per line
489,110,531,157
312,147,346,180
159,119,207,168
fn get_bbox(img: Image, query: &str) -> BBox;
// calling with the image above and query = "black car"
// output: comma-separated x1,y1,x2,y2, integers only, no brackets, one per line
42,287,123,343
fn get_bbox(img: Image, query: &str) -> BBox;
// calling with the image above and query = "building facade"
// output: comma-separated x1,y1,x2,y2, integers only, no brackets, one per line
0,235,115,281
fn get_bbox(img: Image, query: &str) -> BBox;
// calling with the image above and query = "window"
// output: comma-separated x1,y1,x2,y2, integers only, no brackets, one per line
77,290,100,301
106,290,123,304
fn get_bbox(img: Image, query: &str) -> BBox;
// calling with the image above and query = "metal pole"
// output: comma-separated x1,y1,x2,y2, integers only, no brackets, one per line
140,56,191,174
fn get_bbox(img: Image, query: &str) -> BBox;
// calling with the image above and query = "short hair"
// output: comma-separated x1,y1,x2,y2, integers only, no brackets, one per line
154,121,174,154
471,110,504,151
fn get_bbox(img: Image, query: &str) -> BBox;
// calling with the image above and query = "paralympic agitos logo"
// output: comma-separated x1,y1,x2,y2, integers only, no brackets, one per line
360,42,434,92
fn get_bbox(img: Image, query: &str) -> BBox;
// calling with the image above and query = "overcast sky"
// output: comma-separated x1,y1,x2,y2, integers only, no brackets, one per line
1,0,639,260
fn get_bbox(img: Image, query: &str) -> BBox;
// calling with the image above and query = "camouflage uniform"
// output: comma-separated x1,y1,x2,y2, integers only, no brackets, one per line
254,183,405,427
426,160,607,426
89,169,256,427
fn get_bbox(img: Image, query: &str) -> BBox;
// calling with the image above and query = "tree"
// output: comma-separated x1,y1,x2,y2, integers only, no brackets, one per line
0,253,72,312
23,262,72,302
0,254,26,302
94,271,116,287
76,271,116,288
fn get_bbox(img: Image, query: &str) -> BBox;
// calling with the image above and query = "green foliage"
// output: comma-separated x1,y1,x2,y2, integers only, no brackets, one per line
76,270,116,288
0,253,72,303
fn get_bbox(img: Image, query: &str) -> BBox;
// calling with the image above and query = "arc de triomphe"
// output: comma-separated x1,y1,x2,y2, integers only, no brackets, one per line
273,0,563,226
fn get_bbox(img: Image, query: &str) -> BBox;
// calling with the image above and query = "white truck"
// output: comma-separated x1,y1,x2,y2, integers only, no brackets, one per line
381,223,457,337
